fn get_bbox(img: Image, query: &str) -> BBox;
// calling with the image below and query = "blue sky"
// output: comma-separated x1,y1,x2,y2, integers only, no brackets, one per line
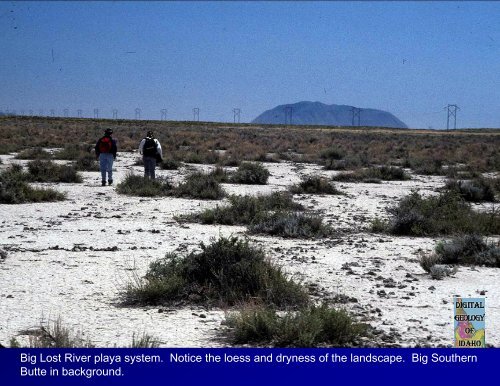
0,1,498,129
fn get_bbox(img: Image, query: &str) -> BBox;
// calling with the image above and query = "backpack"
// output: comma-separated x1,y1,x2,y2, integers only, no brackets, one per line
143,137,157,157
99,136,113,153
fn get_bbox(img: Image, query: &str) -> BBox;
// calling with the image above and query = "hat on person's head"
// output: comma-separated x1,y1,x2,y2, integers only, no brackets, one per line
105,128,113,135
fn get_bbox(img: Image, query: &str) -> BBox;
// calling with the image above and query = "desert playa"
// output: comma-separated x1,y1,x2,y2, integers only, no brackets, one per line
1,117,498,348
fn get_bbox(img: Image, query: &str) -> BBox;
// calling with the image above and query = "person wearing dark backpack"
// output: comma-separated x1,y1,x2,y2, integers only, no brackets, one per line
138,130,162,179
95,128,118,186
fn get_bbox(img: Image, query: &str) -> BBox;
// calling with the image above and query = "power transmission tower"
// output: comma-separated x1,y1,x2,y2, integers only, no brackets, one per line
350,107,361,126
29,109,33,116
112,109,118,119
63,108,69,117
20,110,25,116
39,109,44,116
233,108,241,123
284,106,293,125
160,109,167,120
94,108,99,119
193,108,199,121
50,109,55,117
77,109,82,118
135,108,141,120
444,104,460,130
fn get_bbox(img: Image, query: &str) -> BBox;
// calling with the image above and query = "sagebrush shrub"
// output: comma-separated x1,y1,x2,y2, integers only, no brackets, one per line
249,211,332,238
226,303,366,347
184,192,303,225
445,178,497,202
15,147,52,160
383,190,500,236
116,173,173,197
124,236,308,307
27,160,82,183
0,165,65,204
173,172,225,199
290,176,342,194
230,162,270,185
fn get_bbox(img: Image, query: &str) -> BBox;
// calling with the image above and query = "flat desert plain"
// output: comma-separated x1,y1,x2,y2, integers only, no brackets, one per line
0,150,498,347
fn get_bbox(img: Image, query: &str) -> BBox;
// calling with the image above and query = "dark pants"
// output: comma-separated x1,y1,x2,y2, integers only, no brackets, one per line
143,156,156,179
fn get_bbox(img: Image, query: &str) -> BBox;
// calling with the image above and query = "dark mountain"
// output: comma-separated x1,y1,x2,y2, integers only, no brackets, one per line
252,101,408,128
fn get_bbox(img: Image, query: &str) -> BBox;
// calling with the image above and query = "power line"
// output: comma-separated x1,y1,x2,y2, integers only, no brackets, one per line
444,104,460,130
284,106,293,125
350,107,361,126
232,108,241,123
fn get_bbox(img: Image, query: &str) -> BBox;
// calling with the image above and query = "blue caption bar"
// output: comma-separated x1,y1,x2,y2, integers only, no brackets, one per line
1,348,497,386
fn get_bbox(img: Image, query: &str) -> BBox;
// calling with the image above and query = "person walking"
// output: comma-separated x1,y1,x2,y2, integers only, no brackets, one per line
138,130,162,179
95,128,118,186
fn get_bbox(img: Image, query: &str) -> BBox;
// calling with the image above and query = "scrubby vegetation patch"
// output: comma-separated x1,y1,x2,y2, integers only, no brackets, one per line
123,236,309,307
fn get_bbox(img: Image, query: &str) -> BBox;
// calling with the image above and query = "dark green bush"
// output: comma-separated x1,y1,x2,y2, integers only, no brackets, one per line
123,236,308,307
290,176,342,194
227,303,366,347
184,192,303,225
229,162,270,185
249,211,332,238
116,173,173,197
27,160,82,183
0,165,66,204
173,172,225,199
379,190,500,236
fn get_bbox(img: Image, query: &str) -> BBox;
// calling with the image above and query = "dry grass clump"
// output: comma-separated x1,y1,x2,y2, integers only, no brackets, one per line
129,332,161,348
10,316,94,348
